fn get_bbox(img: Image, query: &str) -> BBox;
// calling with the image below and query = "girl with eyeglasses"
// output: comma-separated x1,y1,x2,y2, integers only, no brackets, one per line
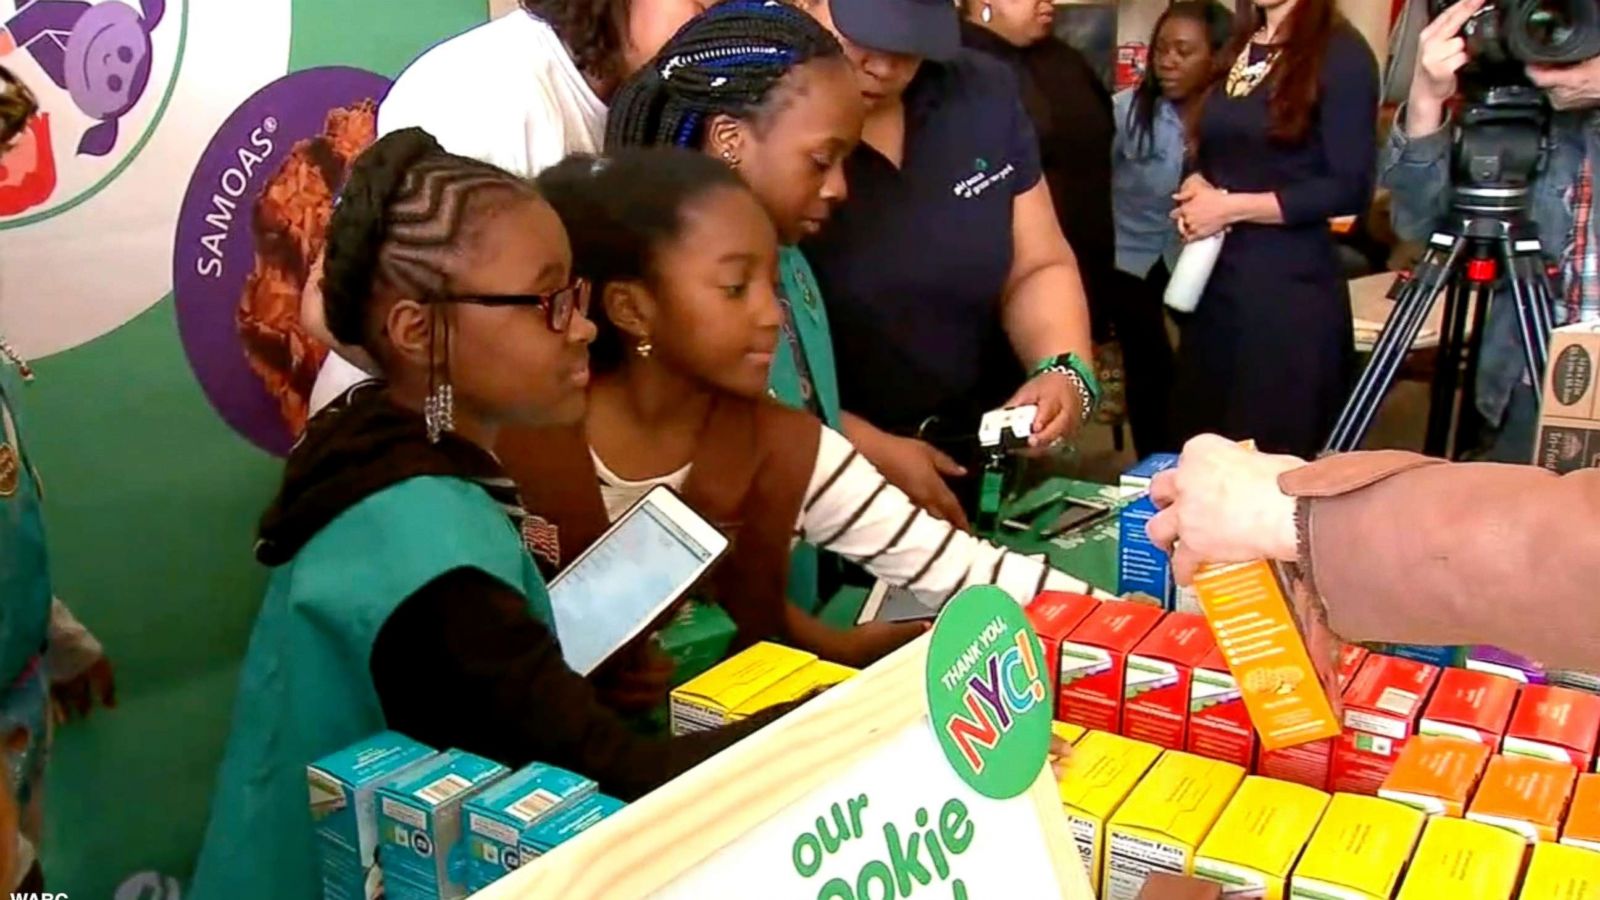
191,129,791,900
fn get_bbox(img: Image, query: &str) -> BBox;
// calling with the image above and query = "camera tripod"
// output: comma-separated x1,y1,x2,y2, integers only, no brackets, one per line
1324,88,1560,456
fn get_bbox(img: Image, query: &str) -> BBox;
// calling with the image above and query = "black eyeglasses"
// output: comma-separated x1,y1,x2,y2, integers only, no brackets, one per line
441,278,592,332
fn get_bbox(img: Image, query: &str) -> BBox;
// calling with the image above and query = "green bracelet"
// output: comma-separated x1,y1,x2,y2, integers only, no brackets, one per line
1030,352,1101,417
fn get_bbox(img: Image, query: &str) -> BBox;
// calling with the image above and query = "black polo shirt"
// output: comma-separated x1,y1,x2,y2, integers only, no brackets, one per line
802,49,1042,437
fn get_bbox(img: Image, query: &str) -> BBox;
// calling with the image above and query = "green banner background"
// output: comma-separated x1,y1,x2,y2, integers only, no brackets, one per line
27,4,490,896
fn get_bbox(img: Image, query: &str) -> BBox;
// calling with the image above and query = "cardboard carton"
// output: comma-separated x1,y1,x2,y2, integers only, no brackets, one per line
1396,817,1526,900
1027,591,1101,717
1468,753,1579,843
1420,667,1520,746
519,794,625,860
1104,751,1246,900
1125,613,1216,750
1257,646,1373,791
669,642,815,735
1468,646,1548,686
727,660,856,721
1379,735,1493,818
1371,643,1468,669
463,763,597,892
1519,842,1600,899
1053,720,1089,746
1188,647,1257,770
1119,455,1184,610
1193,561,1342,753
1550,670,1600,696
1059,602,1165,733
1289,794,1426,900
1562,775,1600,853
307,733,438,900
1534,321,1600,473
657,599,738,686
1502,684,1600,770
1193,777,1330,900
377,750,510,900
1332,654,1441,795
1059,731,1165,889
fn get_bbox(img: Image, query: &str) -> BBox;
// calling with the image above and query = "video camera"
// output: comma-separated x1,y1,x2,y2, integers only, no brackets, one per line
1431,0,1600,81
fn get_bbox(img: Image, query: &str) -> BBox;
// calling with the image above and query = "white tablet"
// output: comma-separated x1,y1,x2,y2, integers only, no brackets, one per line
548,485,729,676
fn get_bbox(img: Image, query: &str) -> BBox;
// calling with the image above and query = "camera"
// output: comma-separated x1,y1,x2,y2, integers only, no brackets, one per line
1431,0,1600,73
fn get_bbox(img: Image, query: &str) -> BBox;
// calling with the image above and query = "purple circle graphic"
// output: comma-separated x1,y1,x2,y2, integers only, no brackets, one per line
173,66,389,456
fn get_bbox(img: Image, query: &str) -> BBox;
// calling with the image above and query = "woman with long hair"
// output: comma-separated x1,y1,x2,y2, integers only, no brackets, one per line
1110,1,1231,455
1168,0,1379,456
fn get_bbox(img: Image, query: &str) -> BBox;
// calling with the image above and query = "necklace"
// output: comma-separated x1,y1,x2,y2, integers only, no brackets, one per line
1225,42,1280,98
0,330,31,382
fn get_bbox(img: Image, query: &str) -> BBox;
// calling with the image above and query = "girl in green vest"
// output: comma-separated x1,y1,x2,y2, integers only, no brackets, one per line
605,1,972,560
192,129,789,900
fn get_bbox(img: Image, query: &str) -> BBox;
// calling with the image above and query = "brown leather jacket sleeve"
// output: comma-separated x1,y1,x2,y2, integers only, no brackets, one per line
1278,451,1600,672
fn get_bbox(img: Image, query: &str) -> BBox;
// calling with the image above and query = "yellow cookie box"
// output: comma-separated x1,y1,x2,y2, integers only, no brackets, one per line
1520,842,1600,899
669,642,815,735
1290,794,1426,900
1194,776,1330,900
1104,750,1247,900
1397,817,1525,900
726,660,856,722
1057,731,1163,891
1053,721,1088,745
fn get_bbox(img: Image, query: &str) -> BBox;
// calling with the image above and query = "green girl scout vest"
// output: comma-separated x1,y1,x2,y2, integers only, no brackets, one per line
189,476,550,900
769,247,839,614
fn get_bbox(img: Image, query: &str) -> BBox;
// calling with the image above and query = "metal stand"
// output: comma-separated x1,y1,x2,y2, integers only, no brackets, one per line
1325,188,1559,456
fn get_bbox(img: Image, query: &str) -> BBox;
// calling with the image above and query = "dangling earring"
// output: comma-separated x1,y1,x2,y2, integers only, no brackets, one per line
634,338,654,359
424,309,455,443
981,3,993,23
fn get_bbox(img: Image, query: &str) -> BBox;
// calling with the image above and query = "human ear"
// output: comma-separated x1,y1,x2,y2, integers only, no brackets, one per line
704,114,748,168
602,281,658,345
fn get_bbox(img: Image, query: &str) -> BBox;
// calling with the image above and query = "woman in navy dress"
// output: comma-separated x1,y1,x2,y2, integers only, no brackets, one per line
1169,0,1378,457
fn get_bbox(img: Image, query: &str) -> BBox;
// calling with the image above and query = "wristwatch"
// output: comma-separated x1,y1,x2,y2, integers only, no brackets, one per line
1030,353,1101,419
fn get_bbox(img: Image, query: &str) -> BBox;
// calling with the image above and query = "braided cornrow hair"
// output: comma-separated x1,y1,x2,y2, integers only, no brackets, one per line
321,127,538,351
605,0,842,152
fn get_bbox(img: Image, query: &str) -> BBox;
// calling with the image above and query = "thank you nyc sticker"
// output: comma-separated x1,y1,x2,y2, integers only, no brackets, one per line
925,586,1052,799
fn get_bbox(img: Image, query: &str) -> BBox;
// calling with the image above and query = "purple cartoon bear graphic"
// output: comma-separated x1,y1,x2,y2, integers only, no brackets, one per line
0,0,166,156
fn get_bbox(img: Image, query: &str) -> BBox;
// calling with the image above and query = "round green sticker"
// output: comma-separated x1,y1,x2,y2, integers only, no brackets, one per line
924,586,1052,799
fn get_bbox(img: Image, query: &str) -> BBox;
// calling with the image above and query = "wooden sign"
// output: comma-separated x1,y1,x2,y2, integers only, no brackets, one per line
475,633,1094,898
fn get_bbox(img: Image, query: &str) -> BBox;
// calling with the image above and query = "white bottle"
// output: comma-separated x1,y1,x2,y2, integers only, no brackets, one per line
1163,232,1225,313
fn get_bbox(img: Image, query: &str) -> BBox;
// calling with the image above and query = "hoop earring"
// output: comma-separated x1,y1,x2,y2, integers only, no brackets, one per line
634,339,654,359
424,309,455,443
981,3,993,23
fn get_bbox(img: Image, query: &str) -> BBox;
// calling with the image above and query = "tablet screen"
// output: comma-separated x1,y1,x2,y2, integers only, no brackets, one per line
550,500,718,675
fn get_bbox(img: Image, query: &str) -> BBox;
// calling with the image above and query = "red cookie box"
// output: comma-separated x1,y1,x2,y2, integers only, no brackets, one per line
1123,612,1216,750
1418,667,1520,747
1331,654,1441,796
1057,601,1165,734
1187,646,1256,769
1501,684,1600,771
1025,591,1102,718
1258,644,1370,790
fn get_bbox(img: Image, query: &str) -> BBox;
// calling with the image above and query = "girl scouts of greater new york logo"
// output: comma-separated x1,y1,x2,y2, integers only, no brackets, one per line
952,156,1016,200
0,0,183,222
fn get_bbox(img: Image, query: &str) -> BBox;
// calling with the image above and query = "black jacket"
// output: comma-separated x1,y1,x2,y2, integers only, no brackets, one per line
961,22,1117,337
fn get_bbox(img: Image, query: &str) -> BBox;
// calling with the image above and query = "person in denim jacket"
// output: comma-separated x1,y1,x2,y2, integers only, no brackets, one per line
1382,0,1600,461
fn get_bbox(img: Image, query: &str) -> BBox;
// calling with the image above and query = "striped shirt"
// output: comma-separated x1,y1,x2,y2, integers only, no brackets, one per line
594,427,1098,609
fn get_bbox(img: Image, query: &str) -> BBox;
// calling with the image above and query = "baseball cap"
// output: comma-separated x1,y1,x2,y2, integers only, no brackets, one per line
830,0,961,61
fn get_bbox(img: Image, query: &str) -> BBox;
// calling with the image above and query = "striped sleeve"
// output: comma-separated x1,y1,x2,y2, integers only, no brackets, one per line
797,428,1095,607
